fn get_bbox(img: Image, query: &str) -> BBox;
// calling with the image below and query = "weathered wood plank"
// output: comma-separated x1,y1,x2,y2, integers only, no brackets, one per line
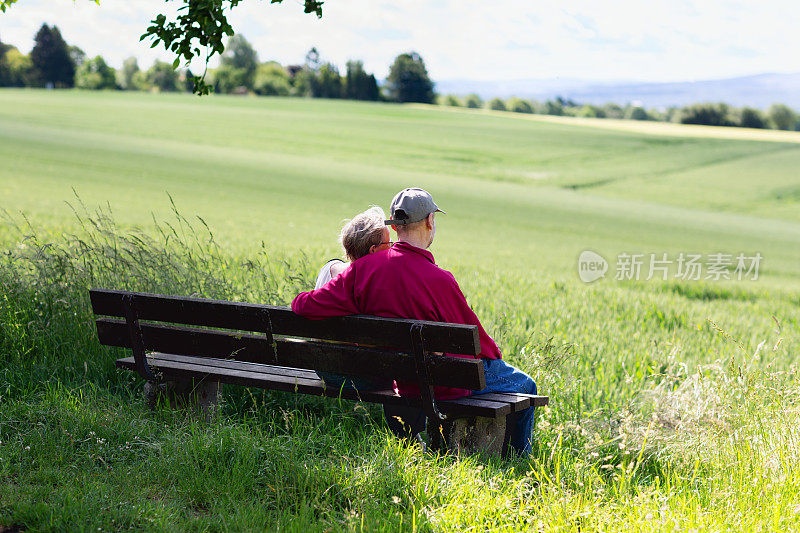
99,318,485,390
115,356,509,417
91,289,480,355
469,393,530,412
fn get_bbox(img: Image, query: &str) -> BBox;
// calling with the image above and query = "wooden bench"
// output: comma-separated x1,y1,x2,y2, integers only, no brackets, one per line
90,288,549,457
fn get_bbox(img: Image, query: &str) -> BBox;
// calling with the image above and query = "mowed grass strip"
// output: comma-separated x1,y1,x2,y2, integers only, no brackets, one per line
1,89,799,280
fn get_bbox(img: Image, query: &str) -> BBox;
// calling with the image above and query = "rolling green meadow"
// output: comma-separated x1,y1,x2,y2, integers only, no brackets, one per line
2,89,800,531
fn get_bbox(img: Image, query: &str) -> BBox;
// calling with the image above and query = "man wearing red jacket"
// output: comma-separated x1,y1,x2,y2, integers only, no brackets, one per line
291,188,538,455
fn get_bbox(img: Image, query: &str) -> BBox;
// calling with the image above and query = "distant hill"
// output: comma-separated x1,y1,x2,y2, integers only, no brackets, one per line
435,73,800,110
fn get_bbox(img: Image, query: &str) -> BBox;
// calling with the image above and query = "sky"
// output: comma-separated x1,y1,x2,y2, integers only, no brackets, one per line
1,0,799,83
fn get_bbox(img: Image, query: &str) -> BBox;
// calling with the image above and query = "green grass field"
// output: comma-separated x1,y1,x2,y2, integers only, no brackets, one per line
2,89,800,531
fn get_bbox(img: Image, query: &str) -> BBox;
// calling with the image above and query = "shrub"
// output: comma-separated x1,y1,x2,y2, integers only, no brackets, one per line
678,103,735,127
146,60,181,92
486,97,506,111
74,55,116,90
767,103,797,131
463,93,482,109
739,107,766,129
253,62,291,96
543,100,564,116
440,94,461,107
625,106,649,121
577,105,605,118
506,97,533,114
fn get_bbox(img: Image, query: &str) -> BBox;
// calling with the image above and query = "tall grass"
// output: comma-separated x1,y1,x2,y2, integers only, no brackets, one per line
1,203,798,531
0,196,311,396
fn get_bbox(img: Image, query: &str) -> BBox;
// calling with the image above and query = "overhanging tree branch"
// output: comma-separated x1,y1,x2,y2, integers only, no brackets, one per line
143,0,323,95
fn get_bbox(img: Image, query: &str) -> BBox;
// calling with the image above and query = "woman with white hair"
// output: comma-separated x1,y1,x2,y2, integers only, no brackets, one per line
314,206,393,289
313,206,393,391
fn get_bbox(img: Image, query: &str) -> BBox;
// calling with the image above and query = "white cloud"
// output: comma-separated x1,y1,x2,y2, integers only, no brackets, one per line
1,0,798,82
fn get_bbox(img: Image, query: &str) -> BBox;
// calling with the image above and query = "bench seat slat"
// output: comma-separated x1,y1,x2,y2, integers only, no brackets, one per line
130,355,551,412
91,289,480,355
98,318,485,391
148,352,320,379
470,393,530,412
125,354,549,411
115,356,511,418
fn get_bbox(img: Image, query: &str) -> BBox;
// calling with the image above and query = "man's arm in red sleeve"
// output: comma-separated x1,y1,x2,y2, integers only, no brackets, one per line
440,273,503,360
291,263,359,319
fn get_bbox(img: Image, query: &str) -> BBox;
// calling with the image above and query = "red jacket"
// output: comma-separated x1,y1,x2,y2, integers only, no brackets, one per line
291,241,501,399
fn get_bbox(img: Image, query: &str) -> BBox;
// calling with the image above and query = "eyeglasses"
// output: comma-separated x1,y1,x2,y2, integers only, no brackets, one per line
377,241,395,247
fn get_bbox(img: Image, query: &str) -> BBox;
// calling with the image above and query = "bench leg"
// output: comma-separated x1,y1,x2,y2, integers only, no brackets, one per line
424,417,507,457
143,378,221,421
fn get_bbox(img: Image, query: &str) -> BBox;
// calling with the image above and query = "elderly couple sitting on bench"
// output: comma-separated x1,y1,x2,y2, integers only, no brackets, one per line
292,188,538,456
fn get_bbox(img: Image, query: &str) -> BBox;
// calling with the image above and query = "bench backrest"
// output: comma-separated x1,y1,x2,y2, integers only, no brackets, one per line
90,289,486,391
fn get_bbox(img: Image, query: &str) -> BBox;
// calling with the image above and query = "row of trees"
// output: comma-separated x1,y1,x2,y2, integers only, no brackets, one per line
0,24,186,91
0,25,436,103
0,24,75,87
438,94,800,131
205,37,384,100
4,23,797,129
207,36,434,103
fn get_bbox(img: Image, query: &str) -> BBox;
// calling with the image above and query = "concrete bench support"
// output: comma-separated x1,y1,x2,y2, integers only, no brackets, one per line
445,416,506,457
144,379,221,421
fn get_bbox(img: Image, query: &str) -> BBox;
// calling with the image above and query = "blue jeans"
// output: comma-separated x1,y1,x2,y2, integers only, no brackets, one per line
472,359,537,456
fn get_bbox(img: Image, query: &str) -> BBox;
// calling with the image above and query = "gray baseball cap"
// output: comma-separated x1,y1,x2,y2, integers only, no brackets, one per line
385,187,445,226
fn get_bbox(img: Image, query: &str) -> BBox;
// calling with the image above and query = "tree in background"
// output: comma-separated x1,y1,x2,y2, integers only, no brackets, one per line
291,69,313,97
216,34,258,92
386,52,434,104
678,103,735,127
74,55,116,90
304,47,321,71
0,45,35,87
291,48,345,99
577,104,605,118
624,106,649,121
463,94,482,109
506,97,533,113
439,94,460,106
253,62,291,96
1,36,16,85
146,60,180,92
213,64,249,93
543,100,564,116
30,24,74,87
739,107,766,129
117,56,140,90
767,103,797,131
0,35,10,57
314,63,342,98
663,107,680,123
344,60,378,101
292,47,321,97
487,97,506,111
602,103,624,119
68,45,85,69
182,69,197,92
